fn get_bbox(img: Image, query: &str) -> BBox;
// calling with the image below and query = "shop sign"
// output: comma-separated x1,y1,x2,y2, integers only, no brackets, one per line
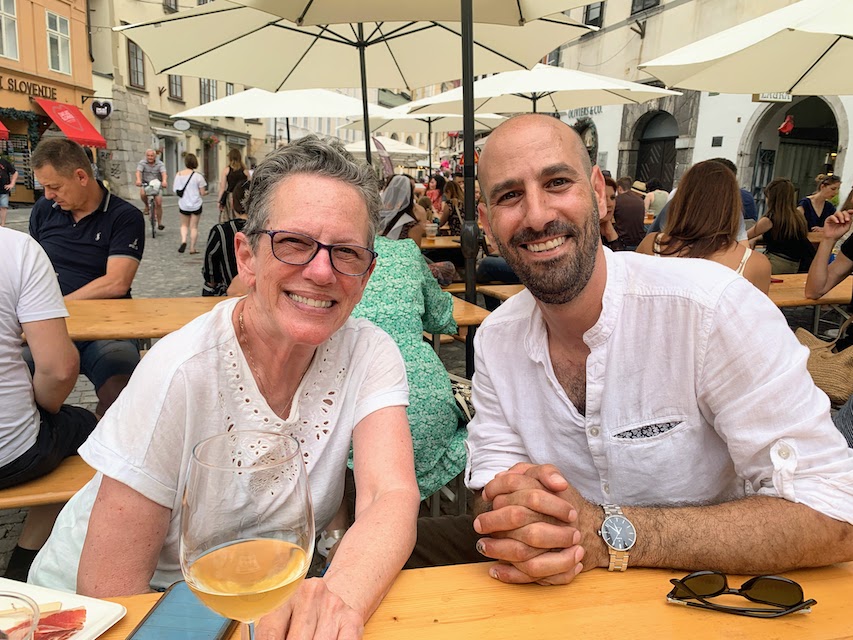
0,75,58,100
753,92,792,103
565,105,603,119
91,101,112,120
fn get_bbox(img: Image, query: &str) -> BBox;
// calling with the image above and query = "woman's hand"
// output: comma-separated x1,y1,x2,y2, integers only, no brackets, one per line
256,578,364,640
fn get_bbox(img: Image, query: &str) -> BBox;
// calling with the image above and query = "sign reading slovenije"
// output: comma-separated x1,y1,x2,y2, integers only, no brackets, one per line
0,75,58,100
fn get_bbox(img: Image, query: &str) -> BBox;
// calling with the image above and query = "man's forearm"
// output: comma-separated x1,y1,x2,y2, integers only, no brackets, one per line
64,274,132,300
623,496,853,574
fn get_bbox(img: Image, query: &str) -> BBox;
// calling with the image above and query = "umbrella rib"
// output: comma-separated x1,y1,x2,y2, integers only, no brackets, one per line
515,0,525,25
274,29,326,91
787,35,843,94
374,22,414,90
538,17,591,31
601,88,641,105
372,22,440,44
431,22,528,69
158,21,276,73
270,22,356,45
295,0,314,26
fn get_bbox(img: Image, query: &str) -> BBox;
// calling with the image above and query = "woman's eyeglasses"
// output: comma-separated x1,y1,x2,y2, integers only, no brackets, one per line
250,230,377,276
666,570,816,618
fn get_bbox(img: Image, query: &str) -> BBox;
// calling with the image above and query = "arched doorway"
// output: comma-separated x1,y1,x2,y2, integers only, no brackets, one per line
636,112,678,190
742,96,840,215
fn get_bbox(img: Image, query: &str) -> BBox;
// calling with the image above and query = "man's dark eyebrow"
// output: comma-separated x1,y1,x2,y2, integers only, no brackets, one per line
488,163,582,201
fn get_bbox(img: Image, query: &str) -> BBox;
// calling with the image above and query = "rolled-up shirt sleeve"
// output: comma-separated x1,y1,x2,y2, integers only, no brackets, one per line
697,278,853,524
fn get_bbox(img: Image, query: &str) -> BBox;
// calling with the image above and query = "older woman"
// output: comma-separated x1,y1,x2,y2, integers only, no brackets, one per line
29,137,420,639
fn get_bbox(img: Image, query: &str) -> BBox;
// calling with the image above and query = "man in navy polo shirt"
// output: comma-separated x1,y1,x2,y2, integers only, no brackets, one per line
29,139,145,417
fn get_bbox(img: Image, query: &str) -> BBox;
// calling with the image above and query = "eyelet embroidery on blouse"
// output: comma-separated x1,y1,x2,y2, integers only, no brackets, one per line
222,335,345,470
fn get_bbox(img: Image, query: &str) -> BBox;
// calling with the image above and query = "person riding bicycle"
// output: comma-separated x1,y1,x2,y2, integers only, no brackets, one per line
135,149,168,231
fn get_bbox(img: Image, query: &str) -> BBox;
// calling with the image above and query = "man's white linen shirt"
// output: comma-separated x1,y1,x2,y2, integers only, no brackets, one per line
465,249,853,525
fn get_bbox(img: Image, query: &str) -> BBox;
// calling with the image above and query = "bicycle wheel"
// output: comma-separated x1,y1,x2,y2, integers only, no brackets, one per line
150,202,156,238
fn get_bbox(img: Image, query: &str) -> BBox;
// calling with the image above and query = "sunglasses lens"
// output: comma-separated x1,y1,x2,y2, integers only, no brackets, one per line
744,577,803,607
674,572,727,598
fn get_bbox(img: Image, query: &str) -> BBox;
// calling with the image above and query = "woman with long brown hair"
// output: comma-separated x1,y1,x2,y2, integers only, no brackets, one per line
747,178,814,273
637,159,771,293
439,180,464,236
216,148,250,223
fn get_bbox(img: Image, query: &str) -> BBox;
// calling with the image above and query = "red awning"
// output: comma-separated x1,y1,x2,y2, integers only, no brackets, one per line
33,98,106,148
0,120,8,141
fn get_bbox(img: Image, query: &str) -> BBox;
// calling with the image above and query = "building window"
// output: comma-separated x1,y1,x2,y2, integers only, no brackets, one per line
168,74,183,99
128,40,145,88
0,0,18,60
163,0,178,12
225,82,234,96
631,0,659,14
46,11,71,74
197,0,209,4
545,47,561,67
584,2,604,28
200,78,217,103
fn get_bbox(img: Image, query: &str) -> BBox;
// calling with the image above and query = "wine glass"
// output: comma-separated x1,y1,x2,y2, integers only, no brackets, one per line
0,593,39,640
180,431,314,640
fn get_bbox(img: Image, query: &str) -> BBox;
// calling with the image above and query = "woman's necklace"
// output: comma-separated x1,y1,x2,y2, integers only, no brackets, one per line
238,308,265,397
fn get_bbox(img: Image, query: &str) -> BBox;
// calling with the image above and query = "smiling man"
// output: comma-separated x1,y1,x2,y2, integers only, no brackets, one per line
28,139,145,417
465,114,853,586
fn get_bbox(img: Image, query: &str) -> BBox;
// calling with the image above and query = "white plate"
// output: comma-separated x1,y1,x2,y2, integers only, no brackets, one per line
0,578,126,640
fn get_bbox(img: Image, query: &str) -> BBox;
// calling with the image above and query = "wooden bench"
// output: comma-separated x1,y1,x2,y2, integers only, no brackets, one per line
0,456,95,510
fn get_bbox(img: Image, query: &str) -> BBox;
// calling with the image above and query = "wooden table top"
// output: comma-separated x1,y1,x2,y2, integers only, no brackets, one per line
768,274,852,308
478,276,853,309
104,562,853,640
65,296,490,342
420,236,461,250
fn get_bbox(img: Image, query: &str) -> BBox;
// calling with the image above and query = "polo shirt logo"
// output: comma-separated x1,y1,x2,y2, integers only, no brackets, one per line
95,232,101,242
129,238,139,250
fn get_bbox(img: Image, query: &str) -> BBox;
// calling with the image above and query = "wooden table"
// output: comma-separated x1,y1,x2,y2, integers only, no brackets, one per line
64,297,221,341
420,236,461,250
768,274,852,334
64,296,489,343
104,562,853,640
477,284,525,302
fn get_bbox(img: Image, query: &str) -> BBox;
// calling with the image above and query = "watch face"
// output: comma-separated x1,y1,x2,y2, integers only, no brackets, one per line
601,515,636,551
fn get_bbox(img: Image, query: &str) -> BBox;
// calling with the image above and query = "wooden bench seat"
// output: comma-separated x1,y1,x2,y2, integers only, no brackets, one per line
0,456,95,510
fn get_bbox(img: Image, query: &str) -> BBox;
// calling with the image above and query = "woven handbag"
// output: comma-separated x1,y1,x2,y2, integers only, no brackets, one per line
795,315,853,405
448,373,475,423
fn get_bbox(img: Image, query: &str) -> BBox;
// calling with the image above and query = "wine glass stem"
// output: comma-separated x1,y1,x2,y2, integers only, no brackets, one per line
242,622,255,640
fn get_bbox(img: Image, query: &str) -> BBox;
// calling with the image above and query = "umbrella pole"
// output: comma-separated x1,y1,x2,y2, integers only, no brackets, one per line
461,0,477,378
286,117,291,143
532,96,537,113
357,23,372,165
428,120,433,176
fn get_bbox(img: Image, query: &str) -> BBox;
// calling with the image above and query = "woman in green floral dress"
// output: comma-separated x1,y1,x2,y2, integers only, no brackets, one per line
352,236,466,499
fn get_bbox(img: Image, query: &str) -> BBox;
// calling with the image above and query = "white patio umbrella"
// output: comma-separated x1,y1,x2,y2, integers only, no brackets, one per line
344,136,428,163
339,112,505,172
404,64,682,115
639,0,853,95
115,2,590,164
172,88,394,120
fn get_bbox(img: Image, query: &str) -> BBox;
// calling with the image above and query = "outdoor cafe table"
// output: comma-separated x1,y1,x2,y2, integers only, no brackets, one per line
63,296,489,342
421,236,461,251
102,561,853,640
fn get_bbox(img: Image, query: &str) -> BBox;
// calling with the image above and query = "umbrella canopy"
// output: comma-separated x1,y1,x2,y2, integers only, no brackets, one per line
172,88,395,120
404,64,681,115
344,136,428,165
240,0,589,26
115,3,590,95
339,111,505,135
639,0,853,95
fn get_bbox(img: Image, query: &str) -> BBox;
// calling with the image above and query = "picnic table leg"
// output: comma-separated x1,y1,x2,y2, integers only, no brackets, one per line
465,327,476,378
813,305,821,335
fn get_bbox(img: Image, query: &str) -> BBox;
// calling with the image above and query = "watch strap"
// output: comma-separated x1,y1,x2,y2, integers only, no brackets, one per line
601,504,630,572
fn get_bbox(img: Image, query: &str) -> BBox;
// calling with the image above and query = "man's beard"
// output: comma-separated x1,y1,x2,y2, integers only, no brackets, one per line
493,199,600,305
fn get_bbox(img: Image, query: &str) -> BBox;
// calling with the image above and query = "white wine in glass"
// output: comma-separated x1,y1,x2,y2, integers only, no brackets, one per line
181,431,314,639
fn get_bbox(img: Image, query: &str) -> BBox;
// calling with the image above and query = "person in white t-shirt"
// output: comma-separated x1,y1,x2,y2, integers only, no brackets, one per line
173,153,208,255
0,227,97,580
30,137,420,639
462,114,853,585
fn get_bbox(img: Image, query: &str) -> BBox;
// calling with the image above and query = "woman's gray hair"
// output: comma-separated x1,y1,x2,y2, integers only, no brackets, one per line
242,136,382,248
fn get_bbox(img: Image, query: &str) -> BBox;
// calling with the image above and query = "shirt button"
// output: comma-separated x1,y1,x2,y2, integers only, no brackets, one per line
778,446,791,459
588,427,600,437
603,483,610,494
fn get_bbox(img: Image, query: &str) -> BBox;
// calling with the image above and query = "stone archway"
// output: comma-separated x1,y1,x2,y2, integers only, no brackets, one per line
739,96,845,213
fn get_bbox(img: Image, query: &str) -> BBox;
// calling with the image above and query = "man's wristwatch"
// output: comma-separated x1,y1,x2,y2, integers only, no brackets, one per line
598,504,637,572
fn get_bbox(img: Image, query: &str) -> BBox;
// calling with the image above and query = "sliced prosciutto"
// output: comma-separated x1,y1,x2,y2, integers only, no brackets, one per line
3,606,86,640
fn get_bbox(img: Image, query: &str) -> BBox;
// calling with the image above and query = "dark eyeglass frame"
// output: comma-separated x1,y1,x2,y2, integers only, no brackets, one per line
666,570,816,618
249,230,377,277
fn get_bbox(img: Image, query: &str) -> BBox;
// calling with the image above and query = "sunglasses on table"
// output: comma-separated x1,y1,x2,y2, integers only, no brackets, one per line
666,570,816,618
249,230,377,276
